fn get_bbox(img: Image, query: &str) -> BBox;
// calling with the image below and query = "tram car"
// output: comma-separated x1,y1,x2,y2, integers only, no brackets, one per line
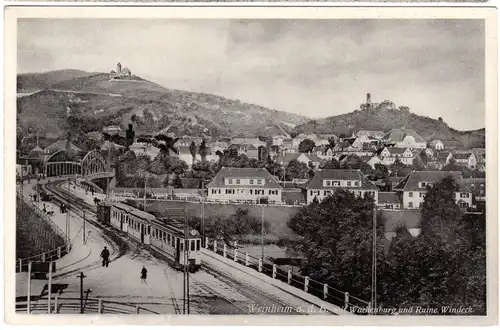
149,217,202,272
96,201,112,225
109,202,202,272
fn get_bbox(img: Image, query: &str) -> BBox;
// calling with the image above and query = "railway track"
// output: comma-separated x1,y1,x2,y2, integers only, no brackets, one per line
42,178,306,315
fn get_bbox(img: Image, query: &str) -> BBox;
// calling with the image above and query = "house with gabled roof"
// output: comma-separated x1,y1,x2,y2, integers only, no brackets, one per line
276,152,325,169
206,167,282,203
355,130,385,139
450,151,477,169
393,171,472,209
381,128,427,149
376,147,414,165
43,140,82,157
301,169,379,204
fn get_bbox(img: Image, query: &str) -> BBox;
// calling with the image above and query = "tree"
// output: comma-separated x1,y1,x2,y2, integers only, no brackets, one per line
285,160,310,181
328,138,337,149
83,131,104,151
288,190,383,300
438,117,443,122
189,141,197,165
189,161,215,182
442,158,462,172
322,159,340,169
199,139,208,162
125,123,135,147
380,176,486,314
374,164,389,180
298,139,316,153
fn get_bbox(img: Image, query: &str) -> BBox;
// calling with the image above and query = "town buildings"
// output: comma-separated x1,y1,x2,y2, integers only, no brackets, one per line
206,167,282,203
381,128,427,149
301,169,379,204
393,171,473,209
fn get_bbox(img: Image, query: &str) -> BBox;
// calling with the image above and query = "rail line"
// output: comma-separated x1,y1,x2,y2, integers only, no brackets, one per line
42,178,307,315
163,268,181,314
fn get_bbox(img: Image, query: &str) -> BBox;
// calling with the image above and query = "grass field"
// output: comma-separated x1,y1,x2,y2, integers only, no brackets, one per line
144,200,301,235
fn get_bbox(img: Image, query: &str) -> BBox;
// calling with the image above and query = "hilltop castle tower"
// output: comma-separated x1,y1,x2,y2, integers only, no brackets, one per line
109,62,132,80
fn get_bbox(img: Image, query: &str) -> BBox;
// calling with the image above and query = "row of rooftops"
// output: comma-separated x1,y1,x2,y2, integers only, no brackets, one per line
207,167,471,193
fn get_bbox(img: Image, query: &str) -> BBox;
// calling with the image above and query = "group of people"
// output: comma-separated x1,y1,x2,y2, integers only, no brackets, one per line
100,247,148,284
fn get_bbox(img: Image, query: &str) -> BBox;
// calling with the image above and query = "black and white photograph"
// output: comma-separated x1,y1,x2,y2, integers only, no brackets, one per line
6,6,497,325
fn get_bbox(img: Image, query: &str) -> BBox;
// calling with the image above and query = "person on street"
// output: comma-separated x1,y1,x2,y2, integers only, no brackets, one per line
140,266,148,284
100,247,110,267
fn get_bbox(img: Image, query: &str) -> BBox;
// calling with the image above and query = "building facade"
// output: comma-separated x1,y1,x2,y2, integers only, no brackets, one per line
301,169,379,204
206,167,283,203
393,171,473,209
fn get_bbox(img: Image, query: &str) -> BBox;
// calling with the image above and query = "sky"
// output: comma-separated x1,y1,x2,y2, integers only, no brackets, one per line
17,19,485,130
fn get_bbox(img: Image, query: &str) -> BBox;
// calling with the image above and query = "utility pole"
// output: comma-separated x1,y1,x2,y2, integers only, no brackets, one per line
77,272,86,314
83,210,86,244
143,172,147,211
183,209,190,315
66,178,71,242
371,205,377,315
201,181,205,247
261,205,264,261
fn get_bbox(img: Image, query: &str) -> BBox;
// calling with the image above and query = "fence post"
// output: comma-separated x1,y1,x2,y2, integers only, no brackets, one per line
272,264,277,279
136,305,140,314
304,276,309,292
18,259,22,272
98,298,103,314
58,246,62,258
344,292,349,310
41,252,45,262
323,284,328,300
287,270,292,285
205,237,209,248
233,249,238,262
54,295,58,314
258,258,262,272
223,244,227,258
367,301,372,315
213,240,217,253
245,253,249,267
234,240,238,249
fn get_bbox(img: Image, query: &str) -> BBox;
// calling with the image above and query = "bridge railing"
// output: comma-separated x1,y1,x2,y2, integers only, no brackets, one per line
16,297,161,314
205,238,370,314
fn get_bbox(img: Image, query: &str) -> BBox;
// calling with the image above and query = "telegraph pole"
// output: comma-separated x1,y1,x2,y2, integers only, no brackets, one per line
201,181,205,247
66,178,71,242
183,209,190,315
371,205,377,315
83,210,86,244
261,205,264,261
77,272,86,314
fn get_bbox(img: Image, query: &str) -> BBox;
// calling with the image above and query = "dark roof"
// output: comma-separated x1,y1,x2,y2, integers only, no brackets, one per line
45,140,82,152
303,169,379,191
453,153,473,160
386,147,410,155
388,177,405,186
378,192,401,204
393,171,469,192
382,129,426,143
206,167,282,189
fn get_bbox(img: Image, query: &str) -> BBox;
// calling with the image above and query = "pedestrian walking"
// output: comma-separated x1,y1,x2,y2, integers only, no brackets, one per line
100,247,110,267
140,266,148,284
